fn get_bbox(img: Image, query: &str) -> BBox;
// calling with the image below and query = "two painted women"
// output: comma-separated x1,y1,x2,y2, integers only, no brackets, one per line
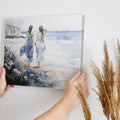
20,25,45,68
35,26,46,68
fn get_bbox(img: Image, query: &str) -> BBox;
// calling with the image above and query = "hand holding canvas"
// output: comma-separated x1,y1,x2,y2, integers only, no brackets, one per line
64,71,89,106
35,71,89,120
0,67,14,97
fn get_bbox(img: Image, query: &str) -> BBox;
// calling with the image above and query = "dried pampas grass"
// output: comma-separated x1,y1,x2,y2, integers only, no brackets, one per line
76,84,91,120
91,40,120,120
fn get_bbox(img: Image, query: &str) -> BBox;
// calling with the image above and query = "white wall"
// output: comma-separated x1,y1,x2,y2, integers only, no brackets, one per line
0,0,119,119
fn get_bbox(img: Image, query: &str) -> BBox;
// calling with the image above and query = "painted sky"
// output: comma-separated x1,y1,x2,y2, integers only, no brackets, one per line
5,14,83,31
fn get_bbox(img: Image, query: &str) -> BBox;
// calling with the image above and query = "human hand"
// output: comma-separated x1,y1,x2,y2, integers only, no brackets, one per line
64,71,89,107
0,67,14,97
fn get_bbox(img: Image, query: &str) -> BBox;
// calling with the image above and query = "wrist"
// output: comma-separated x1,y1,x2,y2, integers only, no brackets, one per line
57,96,76,116
62,95,79,108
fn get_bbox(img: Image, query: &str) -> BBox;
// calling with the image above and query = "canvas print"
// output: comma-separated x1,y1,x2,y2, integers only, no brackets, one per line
4,14,84,89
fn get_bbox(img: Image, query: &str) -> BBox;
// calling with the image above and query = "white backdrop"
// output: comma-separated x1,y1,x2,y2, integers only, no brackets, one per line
0,0,120,120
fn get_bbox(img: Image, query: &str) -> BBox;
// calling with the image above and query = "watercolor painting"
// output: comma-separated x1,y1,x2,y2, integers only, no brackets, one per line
4,14,84,89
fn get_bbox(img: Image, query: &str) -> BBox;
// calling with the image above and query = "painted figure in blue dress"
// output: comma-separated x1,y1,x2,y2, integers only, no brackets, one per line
35,26,45,68
24,25,34,66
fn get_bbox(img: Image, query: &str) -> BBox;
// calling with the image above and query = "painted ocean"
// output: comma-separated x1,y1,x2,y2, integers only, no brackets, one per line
7,31,82,71
5,31,83,88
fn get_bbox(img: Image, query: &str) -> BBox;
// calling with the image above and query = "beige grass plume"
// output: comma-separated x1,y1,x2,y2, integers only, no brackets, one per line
91,40,120,120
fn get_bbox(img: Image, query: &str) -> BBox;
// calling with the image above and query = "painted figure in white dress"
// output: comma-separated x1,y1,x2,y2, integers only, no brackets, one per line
35,26,46,68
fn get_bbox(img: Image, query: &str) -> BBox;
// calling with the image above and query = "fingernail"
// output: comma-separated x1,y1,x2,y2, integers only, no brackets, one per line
76,71,80,75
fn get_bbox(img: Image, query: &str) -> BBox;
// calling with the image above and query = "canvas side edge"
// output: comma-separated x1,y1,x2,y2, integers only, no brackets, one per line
80,14,85,72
